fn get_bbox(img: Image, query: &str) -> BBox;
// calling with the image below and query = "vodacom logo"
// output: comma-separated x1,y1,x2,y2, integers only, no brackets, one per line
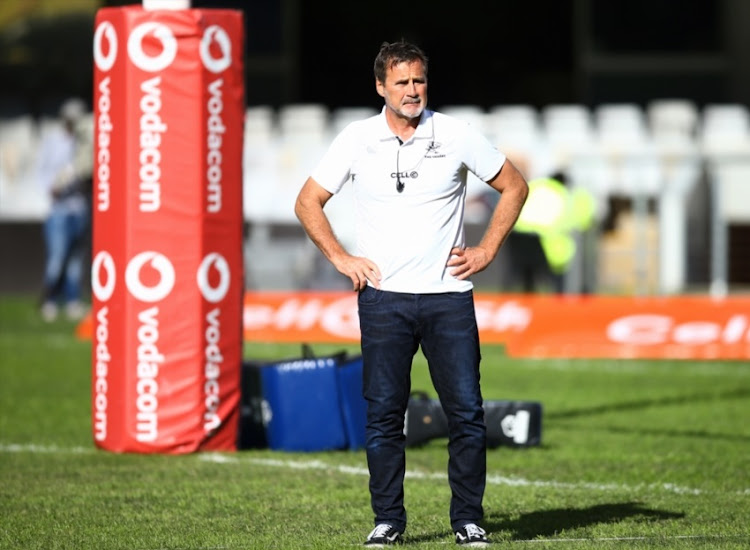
197,253,231,303
91,251,116,301
200,25,232,73
93,21,118,72
125,252,176,303
127,22,177,72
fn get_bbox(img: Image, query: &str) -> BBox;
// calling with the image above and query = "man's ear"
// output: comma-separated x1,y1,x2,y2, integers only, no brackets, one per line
375,79,385,98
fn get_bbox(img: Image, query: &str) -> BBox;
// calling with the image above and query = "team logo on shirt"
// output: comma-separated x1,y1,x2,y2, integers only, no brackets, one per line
424,141,445,159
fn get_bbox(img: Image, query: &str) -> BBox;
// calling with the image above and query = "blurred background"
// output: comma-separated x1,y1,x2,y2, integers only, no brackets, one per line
2,0,750,297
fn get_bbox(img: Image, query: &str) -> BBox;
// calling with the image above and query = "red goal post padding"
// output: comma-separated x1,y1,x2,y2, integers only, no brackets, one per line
90,5,244,453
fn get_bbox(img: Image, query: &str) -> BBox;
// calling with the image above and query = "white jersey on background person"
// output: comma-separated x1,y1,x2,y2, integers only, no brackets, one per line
311,108,506,294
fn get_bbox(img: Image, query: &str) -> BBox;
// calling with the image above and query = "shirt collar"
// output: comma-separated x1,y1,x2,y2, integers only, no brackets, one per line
377,107,434,143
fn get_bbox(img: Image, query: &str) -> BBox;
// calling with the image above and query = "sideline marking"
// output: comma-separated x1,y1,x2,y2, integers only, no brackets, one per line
199,454,750,497
515,534,750,544
0,443,91,454
406,535,750,545
2,443,749,497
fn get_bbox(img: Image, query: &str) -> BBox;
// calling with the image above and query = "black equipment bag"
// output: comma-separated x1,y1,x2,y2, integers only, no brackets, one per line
404,391,542,448
237,358,269,449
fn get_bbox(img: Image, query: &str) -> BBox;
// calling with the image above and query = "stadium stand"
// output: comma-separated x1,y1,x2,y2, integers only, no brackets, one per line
1,101,749,294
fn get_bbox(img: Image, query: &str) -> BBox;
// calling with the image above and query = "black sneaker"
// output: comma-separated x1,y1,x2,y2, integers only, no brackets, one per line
364,523,403,546
455,523,489,546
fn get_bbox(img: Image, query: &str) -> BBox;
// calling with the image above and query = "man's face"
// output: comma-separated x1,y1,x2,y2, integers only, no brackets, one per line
376,60,427,120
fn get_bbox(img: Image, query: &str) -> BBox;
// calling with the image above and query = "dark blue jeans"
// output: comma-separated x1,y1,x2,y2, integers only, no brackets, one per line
42,201,89,303
358,287,486,532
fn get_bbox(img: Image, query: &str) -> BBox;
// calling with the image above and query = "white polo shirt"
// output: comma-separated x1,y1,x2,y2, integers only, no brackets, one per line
311,108,506,294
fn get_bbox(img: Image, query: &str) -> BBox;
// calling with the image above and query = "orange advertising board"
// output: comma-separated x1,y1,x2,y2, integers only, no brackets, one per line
240,291,539,345
241,292,750,360
502,294,750,360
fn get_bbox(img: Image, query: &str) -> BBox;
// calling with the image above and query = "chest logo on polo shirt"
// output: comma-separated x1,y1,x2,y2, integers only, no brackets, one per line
391,170,419,180
425,141,445,159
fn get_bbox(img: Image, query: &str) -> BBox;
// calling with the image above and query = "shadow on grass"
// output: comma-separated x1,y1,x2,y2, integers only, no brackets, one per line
406,502,683,544
406,501,684,544
588,425,750,443
548,388,750,420
484,501,685,540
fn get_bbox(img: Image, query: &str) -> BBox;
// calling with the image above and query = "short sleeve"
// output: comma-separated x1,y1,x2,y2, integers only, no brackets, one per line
310,124,357,194
463,125,506,183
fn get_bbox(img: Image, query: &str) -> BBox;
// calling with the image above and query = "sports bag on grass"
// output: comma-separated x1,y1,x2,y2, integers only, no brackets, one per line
404,391,542,448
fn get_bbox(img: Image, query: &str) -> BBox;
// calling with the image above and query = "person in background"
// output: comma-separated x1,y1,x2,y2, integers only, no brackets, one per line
294,40,528,547
36,98,93,321
507,172,596,293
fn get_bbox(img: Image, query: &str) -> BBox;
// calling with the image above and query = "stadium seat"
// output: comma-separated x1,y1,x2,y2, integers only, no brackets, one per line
439,105,490,210
487,104,539,140
487,104,548,178
699,103,750,155
278,103,330,145
244,105,276,144
542,104,594,138
647,99,699,146
243,106,281,223
269,104,330,223
0,115,37,180
595,104,661,196
439,104,487,135
541,104,597,176
594,103,651,153
330,106,378,136
0,115,47,220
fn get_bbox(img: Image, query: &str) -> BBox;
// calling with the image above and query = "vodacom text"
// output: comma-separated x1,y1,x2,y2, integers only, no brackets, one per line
138,77,167,212
136,306,164,442
204,308,222,433
206,78,225,213
94,306,110,441
125,252,175,445
96,77,112,212
198,253,231,434
91,250,115,442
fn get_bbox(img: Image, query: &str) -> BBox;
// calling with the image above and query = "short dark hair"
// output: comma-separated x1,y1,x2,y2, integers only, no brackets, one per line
373,40,428,84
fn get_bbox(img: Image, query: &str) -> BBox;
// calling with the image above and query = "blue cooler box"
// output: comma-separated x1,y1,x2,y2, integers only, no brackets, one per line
260,355,367,452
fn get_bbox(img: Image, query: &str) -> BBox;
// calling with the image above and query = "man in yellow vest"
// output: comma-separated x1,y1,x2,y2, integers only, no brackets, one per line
507,172,595,293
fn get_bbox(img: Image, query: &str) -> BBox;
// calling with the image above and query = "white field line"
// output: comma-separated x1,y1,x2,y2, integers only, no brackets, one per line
133,534,750,549
142,534,750,548
517,535,750,543
204,454,750,497
403,535,750,545
0,443,92,454
2,442,749,497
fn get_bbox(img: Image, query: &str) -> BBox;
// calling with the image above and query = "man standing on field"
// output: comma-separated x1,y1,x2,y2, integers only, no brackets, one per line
295,40,528,547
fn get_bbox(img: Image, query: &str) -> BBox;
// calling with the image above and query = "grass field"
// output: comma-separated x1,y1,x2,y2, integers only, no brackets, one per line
1,294,749,549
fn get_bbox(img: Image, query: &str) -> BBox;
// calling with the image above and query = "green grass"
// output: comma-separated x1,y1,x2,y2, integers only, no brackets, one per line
1,294,749,549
